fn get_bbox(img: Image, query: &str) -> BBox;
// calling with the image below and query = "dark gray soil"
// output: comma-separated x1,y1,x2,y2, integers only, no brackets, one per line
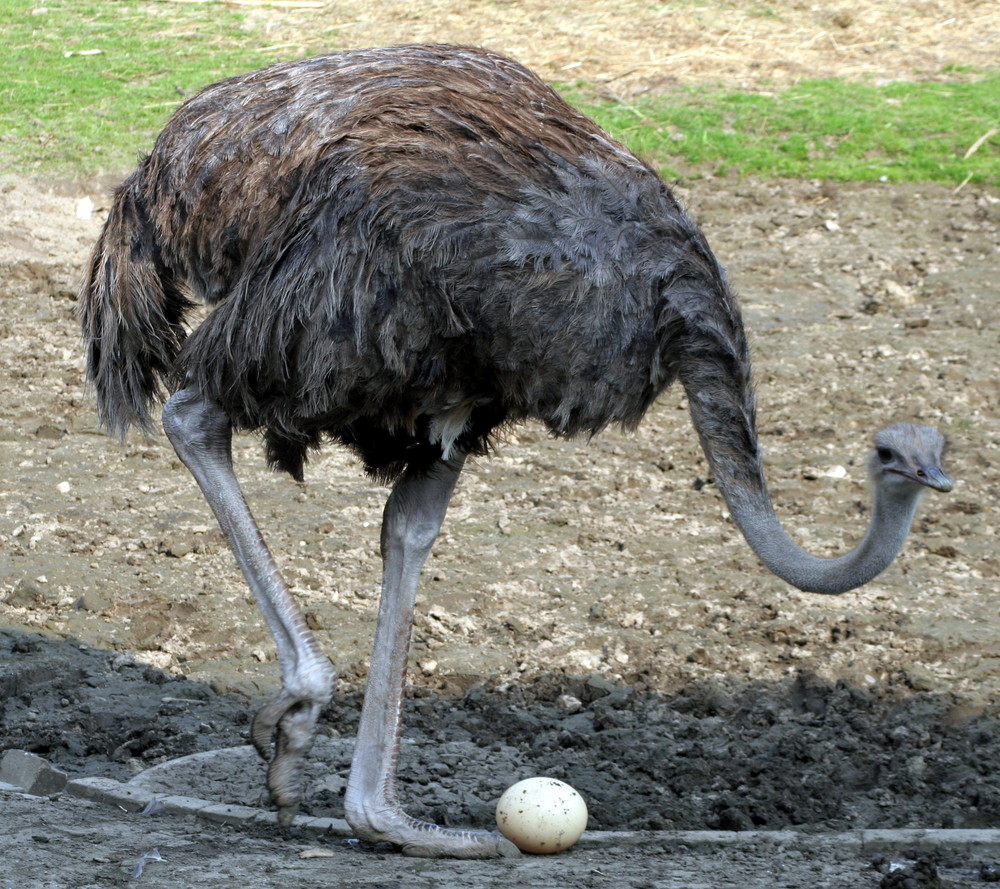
4,631,1000,888
3,628,1000,834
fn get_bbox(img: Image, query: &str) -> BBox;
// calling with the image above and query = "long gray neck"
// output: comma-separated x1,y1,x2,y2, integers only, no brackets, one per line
673,282,918,595
668,262,922,594
725,482,921,594
685,376,922,594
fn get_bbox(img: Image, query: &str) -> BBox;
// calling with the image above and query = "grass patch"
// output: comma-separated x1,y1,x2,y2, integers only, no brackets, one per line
569,78,1000,185
1,1,275,176
1,1,997,186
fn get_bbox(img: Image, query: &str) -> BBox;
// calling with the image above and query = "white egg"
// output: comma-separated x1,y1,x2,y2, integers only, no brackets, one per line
495,777,588,854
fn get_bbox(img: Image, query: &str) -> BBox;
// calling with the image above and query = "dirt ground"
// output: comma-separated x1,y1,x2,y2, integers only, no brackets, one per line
2,2,999,886
244,0,1000,96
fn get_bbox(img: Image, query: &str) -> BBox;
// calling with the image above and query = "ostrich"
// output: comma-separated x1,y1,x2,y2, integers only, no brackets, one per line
78,45,952,858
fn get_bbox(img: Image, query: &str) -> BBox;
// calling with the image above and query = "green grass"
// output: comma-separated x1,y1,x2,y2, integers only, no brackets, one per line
570,73,1000,185
1,0,276,176
569,78,1000,185
1,1,997,185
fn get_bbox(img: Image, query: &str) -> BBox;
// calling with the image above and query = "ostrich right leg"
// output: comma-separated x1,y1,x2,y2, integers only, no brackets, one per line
344,458,519,858
161,387,336,824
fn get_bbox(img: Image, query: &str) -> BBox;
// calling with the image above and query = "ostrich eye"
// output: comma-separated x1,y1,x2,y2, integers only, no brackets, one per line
877,447,894,464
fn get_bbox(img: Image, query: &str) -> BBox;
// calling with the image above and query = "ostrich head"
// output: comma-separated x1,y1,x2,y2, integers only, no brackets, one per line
870,424,953,495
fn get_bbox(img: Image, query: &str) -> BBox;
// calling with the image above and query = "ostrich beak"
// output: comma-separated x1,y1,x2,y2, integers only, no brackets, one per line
919,464,953,493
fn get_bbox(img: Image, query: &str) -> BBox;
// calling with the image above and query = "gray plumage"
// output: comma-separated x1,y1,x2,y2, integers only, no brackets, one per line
78,45,952,858
79,45,731,482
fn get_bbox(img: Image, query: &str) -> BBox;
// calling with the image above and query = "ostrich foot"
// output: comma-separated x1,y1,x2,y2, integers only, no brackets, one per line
250,665,336,825
345,803,521,858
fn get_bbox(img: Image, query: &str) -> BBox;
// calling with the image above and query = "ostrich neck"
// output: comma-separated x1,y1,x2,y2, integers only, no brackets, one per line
724,479,922,594
669,268,922,594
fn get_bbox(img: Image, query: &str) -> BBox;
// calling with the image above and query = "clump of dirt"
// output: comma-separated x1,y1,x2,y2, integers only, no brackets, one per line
0,631,249,782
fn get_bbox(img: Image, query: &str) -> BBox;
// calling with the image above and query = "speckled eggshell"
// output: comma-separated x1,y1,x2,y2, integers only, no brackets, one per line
495,777,588,854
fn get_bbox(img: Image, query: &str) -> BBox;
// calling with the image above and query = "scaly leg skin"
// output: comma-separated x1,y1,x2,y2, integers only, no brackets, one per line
344,459,520,858
162,387,337,825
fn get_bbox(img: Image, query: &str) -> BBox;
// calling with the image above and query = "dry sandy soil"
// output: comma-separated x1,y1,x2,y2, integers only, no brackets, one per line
247,0,1000,95
1,2,998,886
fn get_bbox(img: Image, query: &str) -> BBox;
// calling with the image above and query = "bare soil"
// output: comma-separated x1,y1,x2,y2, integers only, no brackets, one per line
1,2,999,886
247,0,1000,96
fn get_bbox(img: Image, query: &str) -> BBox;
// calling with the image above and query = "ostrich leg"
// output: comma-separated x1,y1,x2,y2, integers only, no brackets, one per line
344,458,519,858
161,387,336,824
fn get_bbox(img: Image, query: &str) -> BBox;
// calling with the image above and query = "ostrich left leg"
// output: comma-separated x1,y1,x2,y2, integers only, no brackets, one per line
162,386,336,824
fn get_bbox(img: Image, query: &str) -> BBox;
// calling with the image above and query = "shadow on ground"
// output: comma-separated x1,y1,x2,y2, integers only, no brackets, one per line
2,628,997,835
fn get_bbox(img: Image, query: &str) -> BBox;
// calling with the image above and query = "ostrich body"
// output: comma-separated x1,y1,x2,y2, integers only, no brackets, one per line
79,45,951,858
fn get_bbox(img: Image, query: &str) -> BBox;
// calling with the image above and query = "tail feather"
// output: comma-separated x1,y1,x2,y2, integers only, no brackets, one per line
78,173,194,439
